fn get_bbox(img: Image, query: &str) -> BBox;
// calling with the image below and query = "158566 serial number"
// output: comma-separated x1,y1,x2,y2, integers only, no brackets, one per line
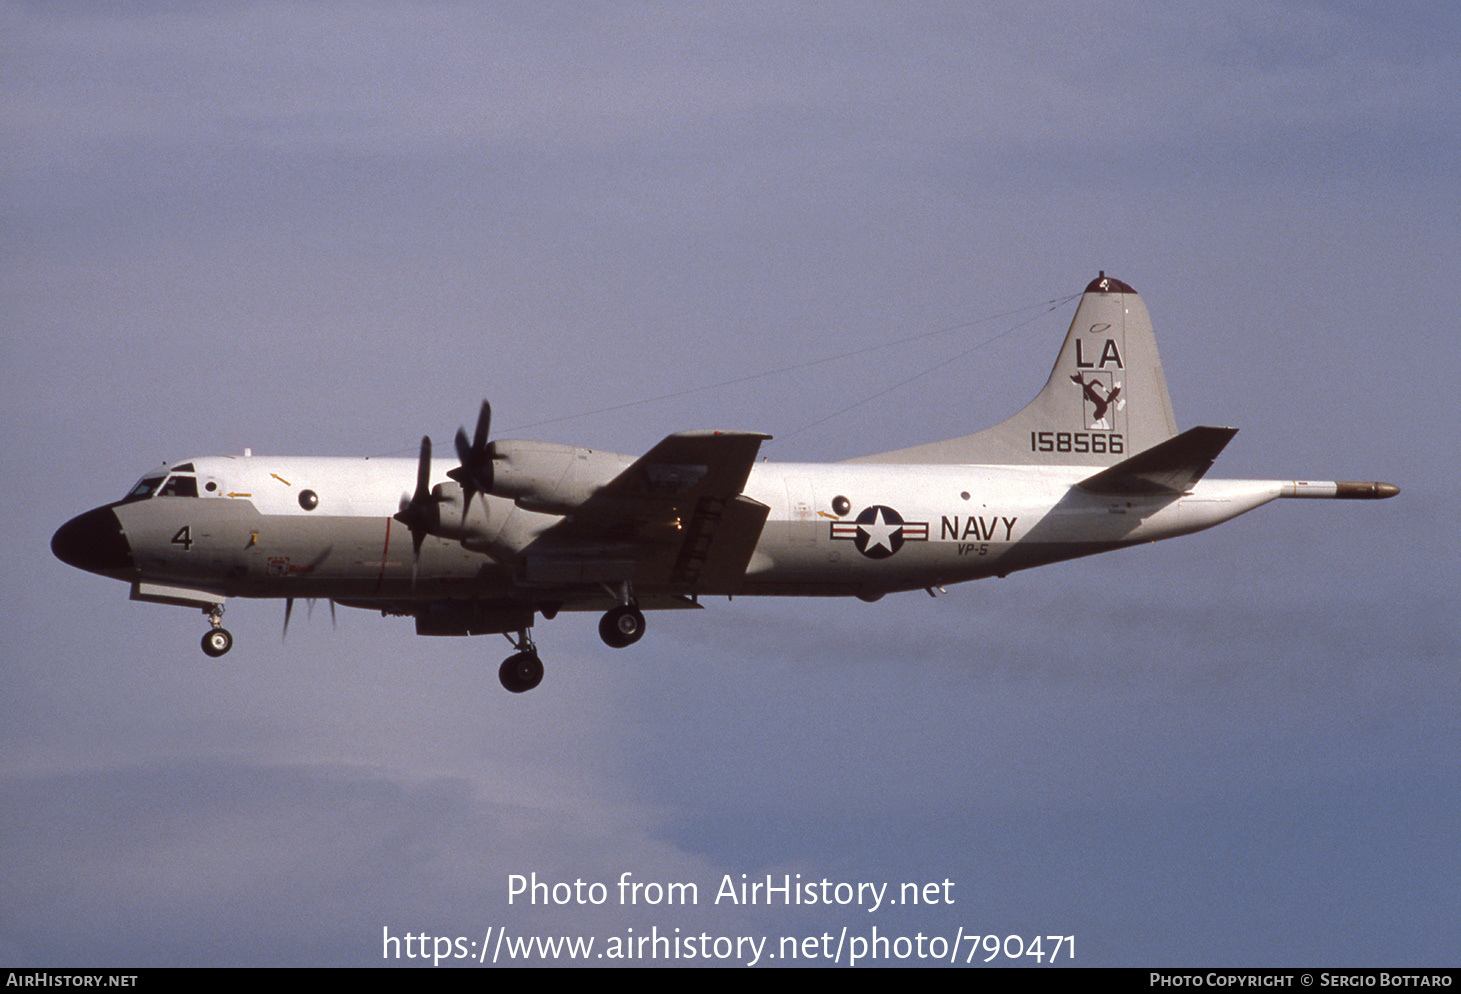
1030,431,1124,455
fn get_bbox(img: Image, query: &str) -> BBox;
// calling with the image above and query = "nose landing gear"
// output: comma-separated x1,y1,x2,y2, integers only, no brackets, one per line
201,604,233,658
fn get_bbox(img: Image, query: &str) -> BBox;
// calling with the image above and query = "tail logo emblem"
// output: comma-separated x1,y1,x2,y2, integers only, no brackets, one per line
1070,372,1124,430
830,505,929,559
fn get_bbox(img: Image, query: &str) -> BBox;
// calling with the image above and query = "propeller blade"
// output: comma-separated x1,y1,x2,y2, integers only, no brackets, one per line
283,597,294,641
414,435,432,505
448,400,493,512
473,399,490,452
449,428,474,512
451,400,491,468
392,435,436,591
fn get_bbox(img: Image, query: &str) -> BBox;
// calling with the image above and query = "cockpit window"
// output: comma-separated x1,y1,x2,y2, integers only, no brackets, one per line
122,476,165,502
158,475,199,498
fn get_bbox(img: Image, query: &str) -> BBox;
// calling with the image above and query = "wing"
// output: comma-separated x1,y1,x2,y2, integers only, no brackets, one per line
522,430,772,595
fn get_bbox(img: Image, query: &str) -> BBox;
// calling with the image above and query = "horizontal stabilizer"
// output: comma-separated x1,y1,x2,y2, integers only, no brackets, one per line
1077,425,1238,496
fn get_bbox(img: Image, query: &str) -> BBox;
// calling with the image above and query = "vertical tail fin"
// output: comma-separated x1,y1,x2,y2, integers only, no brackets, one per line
850,274,1179,466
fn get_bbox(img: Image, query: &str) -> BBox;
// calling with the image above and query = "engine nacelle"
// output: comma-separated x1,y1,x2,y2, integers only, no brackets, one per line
427,481,496,544
488,440,636,514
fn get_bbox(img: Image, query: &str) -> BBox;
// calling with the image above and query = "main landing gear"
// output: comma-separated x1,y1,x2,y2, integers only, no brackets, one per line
496,600,647,693
598,582,645,650
201,604,233,658
498,627,543,694
599,603,646,648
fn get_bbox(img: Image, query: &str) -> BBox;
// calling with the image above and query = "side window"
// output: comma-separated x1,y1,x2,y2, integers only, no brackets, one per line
159,475,199,498
123,477,165,502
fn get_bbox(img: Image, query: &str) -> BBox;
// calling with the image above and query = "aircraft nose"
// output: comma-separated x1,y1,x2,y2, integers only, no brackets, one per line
52,506,133,575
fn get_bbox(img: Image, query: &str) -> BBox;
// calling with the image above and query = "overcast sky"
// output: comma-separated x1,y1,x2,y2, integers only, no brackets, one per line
3,0,1457,967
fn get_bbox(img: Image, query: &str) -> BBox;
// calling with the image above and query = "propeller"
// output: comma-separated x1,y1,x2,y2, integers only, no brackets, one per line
447,400,493,515
308,598,338,629
393,435,439,588
284,597,335,639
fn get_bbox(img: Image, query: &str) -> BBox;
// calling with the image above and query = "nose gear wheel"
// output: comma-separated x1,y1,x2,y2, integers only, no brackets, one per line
201,604,232,657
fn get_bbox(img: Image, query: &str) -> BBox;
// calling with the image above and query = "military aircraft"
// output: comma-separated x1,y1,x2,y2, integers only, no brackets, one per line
52,274,1398,693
